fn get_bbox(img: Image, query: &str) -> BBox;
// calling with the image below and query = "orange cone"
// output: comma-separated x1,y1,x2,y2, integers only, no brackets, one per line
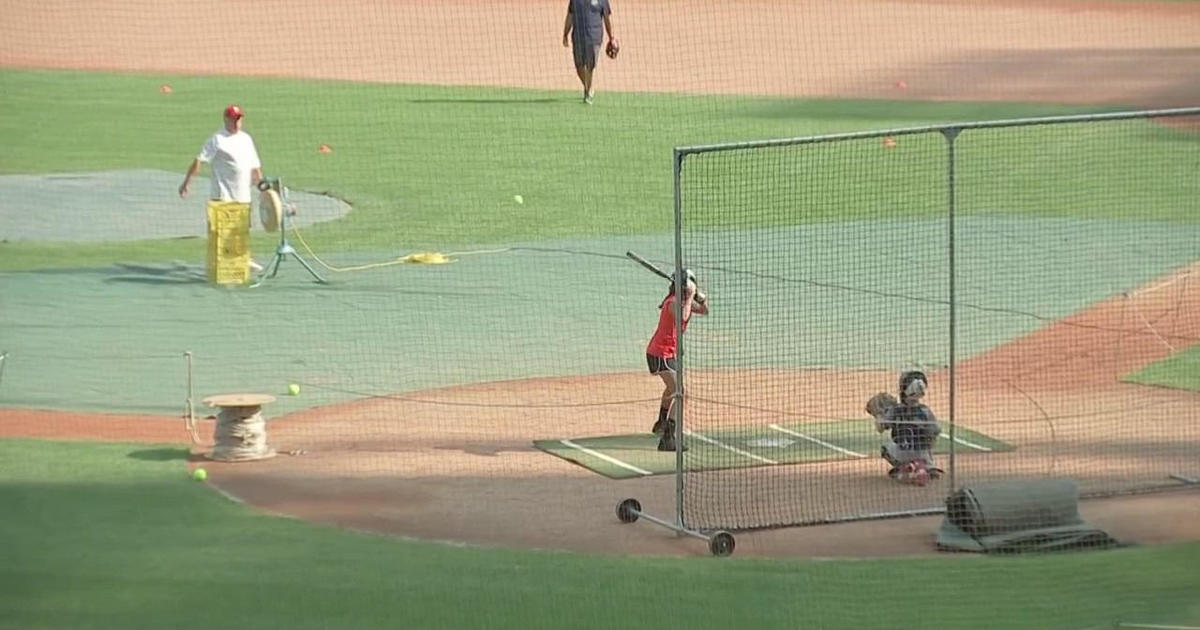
894,80,908,90
159,84,173,95
318,144,332,154
883,137,898,148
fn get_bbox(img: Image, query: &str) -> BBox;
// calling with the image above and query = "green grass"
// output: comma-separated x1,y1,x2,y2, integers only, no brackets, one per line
1,439,1199,630
3,68,1195,271
534,420,1012,479
1125,344,1200,392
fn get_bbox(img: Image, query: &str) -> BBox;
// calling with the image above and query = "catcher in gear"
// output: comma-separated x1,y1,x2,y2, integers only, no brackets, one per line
865,371,943,485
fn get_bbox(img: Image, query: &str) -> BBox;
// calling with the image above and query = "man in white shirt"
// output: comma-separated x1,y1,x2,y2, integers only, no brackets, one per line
179,104,264,271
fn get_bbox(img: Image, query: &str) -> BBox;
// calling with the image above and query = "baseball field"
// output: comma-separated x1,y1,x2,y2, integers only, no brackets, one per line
3,1,1200,628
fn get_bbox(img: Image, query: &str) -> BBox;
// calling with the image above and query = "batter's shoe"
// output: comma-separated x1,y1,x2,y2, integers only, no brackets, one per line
657,436,687,452
657,420,687,451
651,417,667,435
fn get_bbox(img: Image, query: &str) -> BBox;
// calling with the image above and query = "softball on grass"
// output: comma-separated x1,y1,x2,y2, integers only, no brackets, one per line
192,468,208,482
513,194,524,205
288,383,301,396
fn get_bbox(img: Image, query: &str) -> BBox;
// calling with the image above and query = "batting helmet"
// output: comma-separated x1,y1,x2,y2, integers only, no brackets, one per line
667,268,696,292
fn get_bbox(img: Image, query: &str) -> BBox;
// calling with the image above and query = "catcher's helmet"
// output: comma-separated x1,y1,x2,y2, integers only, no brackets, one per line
899,370,928,401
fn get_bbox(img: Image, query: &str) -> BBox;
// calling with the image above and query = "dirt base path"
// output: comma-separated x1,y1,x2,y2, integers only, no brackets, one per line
3,0,1199,105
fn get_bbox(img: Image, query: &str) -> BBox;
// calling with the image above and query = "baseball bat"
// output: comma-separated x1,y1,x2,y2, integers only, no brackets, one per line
625,251,672,281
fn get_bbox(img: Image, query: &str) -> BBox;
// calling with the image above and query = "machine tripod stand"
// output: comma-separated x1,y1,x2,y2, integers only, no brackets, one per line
251,177,326,287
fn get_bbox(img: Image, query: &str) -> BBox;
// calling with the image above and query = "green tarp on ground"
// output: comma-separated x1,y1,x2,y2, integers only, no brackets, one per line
938,479,1123,553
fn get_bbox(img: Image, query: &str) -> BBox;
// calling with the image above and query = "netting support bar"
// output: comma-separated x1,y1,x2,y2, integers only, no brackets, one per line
676,107,1200,156
672,149,686,531
615,498,736,557
942,126,962,492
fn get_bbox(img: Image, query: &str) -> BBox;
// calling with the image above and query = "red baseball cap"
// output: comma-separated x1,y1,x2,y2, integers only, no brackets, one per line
223,104,244,119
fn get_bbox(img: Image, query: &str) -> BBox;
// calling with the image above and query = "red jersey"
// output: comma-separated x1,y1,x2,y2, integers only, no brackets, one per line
646,295,690,358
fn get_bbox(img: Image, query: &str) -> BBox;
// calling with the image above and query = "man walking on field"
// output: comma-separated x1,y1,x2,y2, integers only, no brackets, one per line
179,104,264,271
563,0,617,104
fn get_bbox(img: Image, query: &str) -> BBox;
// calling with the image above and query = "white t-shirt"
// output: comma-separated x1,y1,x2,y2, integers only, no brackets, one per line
197,129,262,203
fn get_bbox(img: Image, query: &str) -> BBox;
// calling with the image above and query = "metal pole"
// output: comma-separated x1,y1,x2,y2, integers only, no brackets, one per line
632,507,710,542
672,149,686,531
0,351,8,395
942,127,961,492
184,351,194,422
183,350,200,445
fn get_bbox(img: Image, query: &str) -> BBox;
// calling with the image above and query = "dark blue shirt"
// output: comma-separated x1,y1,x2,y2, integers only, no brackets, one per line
881,403,940,451
568,0,611,46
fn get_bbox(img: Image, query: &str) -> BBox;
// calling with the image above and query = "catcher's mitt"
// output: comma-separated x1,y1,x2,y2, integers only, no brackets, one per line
865,392,898,420
605,39,620,59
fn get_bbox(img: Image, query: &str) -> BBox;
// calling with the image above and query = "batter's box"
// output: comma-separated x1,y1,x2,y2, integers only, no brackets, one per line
533,420,1014,479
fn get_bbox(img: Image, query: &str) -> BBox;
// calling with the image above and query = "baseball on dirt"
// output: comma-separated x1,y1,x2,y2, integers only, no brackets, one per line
288,383,301,395
192,468,208,482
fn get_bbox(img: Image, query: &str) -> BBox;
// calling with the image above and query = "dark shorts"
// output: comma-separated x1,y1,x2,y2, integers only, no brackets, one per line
572,38,600,70
646,353,678,375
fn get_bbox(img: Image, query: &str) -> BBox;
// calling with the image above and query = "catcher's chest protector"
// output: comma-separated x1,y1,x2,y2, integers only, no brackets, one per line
890,406,934,450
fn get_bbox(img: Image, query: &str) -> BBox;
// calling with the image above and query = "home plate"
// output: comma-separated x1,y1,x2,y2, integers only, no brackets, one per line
745,437,795,448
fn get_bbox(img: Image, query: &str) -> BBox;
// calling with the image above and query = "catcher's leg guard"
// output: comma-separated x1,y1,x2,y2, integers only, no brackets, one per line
893,461,916,484
893,461,931,486
881,445,900,478
911,461,930,486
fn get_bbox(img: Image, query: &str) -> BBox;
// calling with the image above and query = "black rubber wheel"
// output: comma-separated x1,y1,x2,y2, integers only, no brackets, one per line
616,498,641,524
709,531,735,557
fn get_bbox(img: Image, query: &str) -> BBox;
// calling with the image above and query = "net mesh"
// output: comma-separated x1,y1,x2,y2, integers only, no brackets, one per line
677,114,1200,531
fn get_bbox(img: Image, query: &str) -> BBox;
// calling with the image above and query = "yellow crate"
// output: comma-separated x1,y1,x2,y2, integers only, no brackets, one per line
206,201,251,286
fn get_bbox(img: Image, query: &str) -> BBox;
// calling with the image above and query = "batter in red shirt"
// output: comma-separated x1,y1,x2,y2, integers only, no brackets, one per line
645,269,709,452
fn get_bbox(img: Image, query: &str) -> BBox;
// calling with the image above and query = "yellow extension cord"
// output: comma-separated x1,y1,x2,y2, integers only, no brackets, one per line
289,224,510,272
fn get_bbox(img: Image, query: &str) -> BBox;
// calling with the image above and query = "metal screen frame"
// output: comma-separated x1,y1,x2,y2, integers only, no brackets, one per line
673,106,1200,531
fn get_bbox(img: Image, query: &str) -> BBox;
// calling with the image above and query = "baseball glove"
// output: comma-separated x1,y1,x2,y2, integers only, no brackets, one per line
605,39,620,59
865,392,898,420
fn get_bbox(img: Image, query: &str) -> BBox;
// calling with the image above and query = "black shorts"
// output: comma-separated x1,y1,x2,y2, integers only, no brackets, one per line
573,39,600,70
646,353,678,374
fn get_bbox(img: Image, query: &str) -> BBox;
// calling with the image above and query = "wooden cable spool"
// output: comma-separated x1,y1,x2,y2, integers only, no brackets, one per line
202,393,277,462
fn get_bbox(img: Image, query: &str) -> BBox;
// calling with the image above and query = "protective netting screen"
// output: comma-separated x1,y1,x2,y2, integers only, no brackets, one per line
953,115,1200,502
676,131,950,529
677,112,1200,531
